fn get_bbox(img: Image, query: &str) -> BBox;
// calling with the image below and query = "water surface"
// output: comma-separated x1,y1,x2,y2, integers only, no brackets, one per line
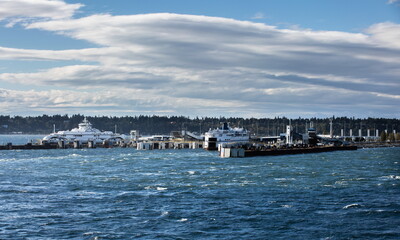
0,136,399,239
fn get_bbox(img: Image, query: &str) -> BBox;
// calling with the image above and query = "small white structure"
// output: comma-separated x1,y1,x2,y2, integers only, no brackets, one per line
220,147,245,158
139,135,172,141
286,121,293,145
130,130,139,141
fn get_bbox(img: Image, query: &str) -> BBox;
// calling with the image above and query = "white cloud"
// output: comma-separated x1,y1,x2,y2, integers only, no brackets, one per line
0,0,83,22
0,12,399,117
387,0,399,4
251,12,266,19
366,22,400,49
0,87,254,116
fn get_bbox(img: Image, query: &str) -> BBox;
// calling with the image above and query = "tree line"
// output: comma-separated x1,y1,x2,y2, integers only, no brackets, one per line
0,114,399,136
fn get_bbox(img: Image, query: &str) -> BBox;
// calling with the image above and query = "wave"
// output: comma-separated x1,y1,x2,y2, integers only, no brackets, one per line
343,203,362,209
381,175,400,180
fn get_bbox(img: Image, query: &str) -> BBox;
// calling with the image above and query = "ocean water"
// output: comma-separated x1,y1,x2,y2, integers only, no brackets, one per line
0,136,399,239
0,134,44,145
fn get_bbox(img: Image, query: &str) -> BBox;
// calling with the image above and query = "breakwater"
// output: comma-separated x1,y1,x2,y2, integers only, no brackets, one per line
220,144,358,158
3,138,399,160
244,145,357,157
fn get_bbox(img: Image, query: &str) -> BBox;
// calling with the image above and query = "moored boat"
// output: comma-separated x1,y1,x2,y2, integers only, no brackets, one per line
42,117,126,144
204,122,250,150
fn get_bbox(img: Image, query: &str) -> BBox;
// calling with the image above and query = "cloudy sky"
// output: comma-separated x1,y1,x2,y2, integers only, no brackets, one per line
0,0,399,118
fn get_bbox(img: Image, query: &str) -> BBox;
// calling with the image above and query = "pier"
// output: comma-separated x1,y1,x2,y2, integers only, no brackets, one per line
0,140,204,151
219,144,358,158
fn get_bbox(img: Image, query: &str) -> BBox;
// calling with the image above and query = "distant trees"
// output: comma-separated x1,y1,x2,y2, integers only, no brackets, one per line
388,133,396,142
380,132,387,142
380,131,399,142
0,115,399,136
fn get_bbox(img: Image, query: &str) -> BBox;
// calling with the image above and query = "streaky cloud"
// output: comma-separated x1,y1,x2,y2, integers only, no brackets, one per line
0,0,83,24
0,11,399,117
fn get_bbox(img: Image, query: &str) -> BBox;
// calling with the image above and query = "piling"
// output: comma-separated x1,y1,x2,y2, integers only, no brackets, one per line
137,142,153,150
73,140,81,149
88,141,95,148
103,140,111,148
153,142,159,149
159,142,167,150
58,140,65,149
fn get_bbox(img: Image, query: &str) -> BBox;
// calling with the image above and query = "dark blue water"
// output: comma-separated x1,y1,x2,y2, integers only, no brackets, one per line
0,138,399,239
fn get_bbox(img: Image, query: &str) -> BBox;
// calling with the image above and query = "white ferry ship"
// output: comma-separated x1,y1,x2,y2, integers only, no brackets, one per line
204,122,250,150
42,117,126,143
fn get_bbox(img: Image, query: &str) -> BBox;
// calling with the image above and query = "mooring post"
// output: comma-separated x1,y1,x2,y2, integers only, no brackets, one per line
73,140,81,149
88,141,95,148
58,140,65,149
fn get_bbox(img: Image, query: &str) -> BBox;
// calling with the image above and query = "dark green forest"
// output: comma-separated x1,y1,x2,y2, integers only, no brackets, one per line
0,114,399,136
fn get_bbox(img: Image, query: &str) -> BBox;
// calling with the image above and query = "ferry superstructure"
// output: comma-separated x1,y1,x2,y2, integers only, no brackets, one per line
204,122,250,150
42,117,125,143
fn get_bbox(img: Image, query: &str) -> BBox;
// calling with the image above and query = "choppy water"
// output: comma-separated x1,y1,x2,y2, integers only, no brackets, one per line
0,136,399,239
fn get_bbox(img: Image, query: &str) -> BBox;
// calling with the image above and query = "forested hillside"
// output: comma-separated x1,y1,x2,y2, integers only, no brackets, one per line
0,114,399,136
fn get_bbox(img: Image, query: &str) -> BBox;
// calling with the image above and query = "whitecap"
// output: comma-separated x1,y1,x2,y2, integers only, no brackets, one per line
76,191,103,197
156,187,167,191
161,211,169,216
83,231,101,236
343,203,362,209
379,175,400,180
117,191,135,196
354,178,366,181
334,181,348,185
281,204,292,208
178,218,188,222
274,178,296,181
388,175,400,179
141,172,161,176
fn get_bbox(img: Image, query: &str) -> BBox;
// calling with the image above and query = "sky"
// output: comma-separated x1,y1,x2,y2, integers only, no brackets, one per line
0,0,399,118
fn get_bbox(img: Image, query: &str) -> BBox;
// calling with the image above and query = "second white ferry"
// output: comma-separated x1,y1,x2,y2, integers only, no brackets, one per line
204,122,250,150
42,117,126,143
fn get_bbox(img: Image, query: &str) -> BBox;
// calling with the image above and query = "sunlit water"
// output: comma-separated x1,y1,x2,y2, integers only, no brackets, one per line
0,135,399,239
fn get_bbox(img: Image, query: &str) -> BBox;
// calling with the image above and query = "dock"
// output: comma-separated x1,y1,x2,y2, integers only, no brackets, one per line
0,143,58,150
219,144,358,158
0,140,204,151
